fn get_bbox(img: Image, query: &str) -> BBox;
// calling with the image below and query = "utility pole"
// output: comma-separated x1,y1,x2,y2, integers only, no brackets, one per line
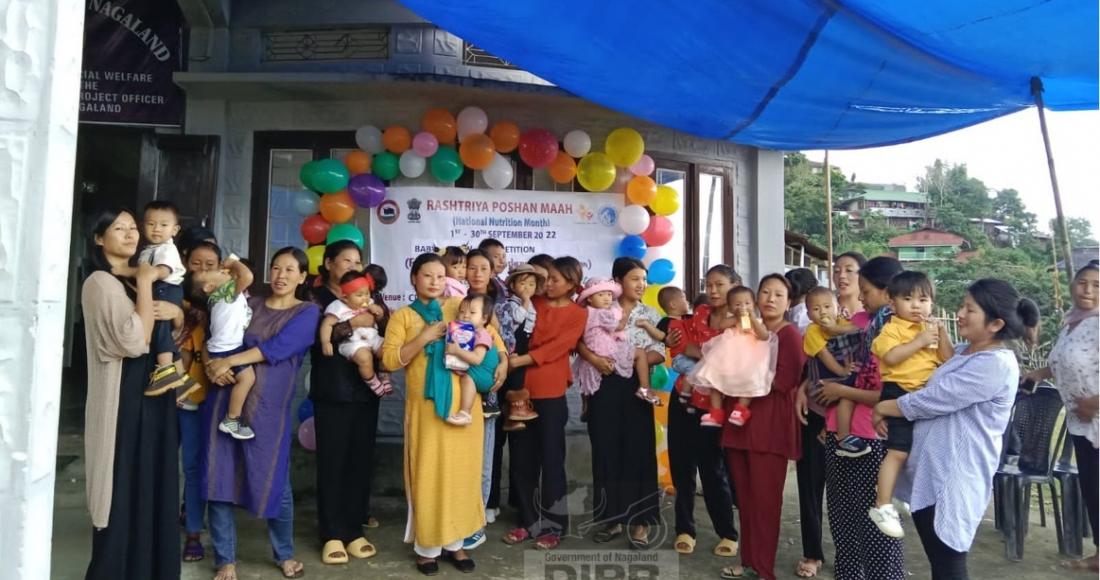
1032,77,1075,285
825,151,834,290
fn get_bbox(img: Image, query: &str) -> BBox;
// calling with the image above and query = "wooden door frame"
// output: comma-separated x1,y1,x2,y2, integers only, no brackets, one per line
249,131,357,268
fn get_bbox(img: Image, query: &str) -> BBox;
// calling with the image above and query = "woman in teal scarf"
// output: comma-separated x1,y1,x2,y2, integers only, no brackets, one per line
382,253,508,575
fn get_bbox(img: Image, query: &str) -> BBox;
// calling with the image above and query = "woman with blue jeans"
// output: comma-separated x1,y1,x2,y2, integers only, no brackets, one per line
201,247,320,580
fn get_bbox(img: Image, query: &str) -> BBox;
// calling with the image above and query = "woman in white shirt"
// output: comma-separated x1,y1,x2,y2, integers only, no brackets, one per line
1026,260,1099,572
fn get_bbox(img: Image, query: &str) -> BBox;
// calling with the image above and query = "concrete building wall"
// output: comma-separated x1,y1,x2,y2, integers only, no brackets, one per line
0,1,84,578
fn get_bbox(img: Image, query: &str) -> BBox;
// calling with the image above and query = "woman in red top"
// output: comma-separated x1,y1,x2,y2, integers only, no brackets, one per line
665,265,741,557
502,256,587,550
721,273,805,580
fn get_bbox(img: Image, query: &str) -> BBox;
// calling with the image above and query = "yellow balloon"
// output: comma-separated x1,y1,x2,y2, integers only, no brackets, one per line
643,284,665,315
306,245,326,276
577,152,616,192
650,185,680,216
654,420,665,447
605,127,645,167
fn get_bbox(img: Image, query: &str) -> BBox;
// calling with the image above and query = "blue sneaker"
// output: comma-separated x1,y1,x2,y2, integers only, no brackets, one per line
463,529,486,550
835,435,871,458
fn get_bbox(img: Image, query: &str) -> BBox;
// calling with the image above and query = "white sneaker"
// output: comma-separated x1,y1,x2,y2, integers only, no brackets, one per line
485,508,496,524
868,504,905,538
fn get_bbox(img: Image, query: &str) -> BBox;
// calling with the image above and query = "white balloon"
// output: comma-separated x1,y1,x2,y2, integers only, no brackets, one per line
355,125,384,153
563,130,592,158
456,106,489,142
483,153,514,190
619,204,651,235
642,244,667,266
399,150,426,178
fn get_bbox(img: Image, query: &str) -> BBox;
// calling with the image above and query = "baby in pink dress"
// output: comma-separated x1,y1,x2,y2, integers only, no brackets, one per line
439,245,469,298
688,286,778,427
572,278,660,405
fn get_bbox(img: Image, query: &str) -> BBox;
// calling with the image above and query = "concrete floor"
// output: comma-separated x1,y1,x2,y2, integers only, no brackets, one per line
50,433,1084,580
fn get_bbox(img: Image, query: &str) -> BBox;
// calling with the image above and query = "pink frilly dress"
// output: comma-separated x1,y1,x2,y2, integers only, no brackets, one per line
572,305,634,395
443,276,468,298
687,327,778,398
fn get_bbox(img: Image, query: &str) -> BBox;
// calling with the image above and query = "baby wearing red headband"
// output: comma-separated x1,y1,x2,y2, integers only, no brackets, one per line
319,271,390,395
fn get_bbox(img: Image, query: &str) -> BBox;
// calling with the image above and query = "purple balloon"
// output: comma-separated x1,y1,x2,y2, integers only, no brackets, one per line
347,173,386,208
298,417,316,451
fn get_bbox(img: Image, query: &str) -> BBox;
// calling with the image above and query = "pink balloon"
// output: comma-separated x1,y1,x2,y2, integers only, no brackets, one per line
518,129,559,168
412,131,439,157
298,417,317,451
642,215,674,247
629,154,655,177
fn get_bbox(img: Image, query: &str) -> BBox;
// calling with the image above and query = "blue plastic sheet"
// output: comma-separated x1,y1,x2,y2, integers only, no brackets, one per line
399,0,1098,149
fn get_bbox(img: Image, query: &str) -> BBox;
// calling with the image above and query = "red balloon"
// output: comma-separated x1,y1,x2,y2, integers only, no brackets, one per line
641,215,674,247
518,129,559,169
300,214,331,245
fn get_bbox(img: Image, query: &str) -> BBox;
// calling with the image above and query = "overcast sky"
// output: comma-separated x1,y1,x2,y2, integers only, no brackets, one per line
804,109,1099,236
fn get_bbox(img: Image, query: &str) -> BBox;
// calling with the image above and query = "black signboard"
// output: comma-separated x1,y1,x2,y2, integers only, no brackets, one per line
80,0,184,126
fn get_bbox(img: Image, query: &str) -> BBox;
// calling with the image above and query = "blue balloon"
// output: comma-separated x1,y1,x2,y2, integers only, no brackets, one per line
297,399,314,423
648,258,675,285
617,235,647,259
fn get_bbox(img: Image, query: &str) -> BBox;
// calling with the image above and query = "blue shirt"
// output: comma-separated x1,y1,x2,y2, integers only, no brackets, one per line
896,345,1018,552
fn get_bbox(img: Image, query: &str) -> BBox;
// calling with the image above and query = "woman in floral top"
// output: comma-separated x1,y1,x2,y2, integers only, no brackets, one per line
1026,260,1099,572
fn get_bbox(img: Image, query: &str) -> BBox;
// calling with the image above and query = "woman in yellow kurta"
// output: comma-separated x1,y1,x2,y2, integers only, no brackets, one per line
382,253,507,575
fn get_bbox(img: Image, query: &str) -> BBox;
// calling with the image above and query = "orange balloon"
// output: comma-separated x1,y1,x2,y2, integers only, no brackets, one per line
382,126,411,154
489,121,521,153
421,109,457,145
344,150,372,176
626,175,658,205
319,190,356,224
547,151,578,184
459,133,496,170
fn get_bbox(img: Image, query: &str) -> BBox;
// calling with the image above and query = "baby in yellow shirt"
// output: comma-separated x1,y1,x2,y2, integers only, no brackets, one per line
868,271,954,539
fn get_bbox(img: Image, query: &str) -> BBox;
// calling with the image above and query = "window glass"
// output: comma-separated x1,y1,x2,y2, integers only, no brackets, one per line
697,170,725,288
655,167,687,291
265,149,313,278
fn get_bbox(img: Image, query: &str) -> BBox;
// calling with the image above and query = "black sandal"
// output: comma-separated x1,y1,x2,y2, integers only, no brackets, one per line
416,557,439,576
594,524,623,543
442,550,476,574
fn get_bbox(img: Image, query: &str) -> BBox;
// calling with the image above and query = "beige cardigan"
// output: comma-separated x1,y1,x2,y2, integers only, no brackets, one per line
81,271,149,528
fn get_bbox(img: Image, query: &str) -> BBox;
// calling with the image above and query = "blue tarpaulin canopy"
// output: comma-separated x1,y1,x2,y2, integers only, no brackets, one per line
399,0,1098,150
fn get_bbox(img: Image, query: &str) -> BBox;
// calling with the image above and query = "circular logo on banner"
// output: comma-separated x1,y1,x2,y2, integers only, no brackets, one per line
598,205,617,227
377,200,400,224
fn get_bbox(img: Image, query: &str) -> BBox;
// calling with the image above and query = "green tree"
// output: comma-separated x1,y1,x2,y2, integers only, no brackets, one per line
1050,216,1098,247
783,153,850,247
993,188,1037,233
917,160,990,242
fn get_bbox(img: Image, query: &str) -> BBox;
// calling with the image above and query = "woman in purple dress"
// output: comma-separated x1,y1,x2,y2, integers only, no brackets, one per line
201,246,321,580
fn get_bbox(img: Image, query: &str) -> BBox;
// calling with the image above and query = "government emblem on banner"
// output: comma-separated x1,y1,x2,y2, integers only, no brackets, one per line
407,198,422,223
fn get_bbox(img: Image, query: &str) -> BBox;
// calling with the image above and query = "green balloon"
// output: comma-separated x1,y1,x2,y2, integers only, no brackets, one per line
372,152,399,181
651,364,670,391
430,146,464,183
305,158,350,194
326,223,364,248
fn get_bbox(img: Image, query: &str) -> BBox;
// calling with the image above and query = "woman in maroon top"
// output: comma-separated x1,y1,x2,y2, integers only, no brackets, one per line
721,274,805,580
665,265,740,557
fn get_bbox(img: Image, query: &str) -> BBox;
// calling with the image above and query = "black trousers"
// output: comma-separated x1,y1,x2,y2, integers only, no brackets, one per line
489,327,530,510
314,398,380,544
912,505,969,580
508,396,569,536
1073,435,1100,547
587,372,660,527
796,412,827,561
666,394,738,540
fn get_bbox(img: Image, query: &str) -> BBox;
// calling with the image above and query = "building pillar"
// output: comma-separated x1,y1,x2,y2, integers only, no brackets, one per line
751,148,785,282
0,1,84,578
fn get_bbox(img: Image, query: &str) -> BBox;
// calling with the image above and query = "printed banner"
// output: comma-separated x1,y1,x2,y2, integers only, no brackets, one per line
80,0,184,126
369,187,625,304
